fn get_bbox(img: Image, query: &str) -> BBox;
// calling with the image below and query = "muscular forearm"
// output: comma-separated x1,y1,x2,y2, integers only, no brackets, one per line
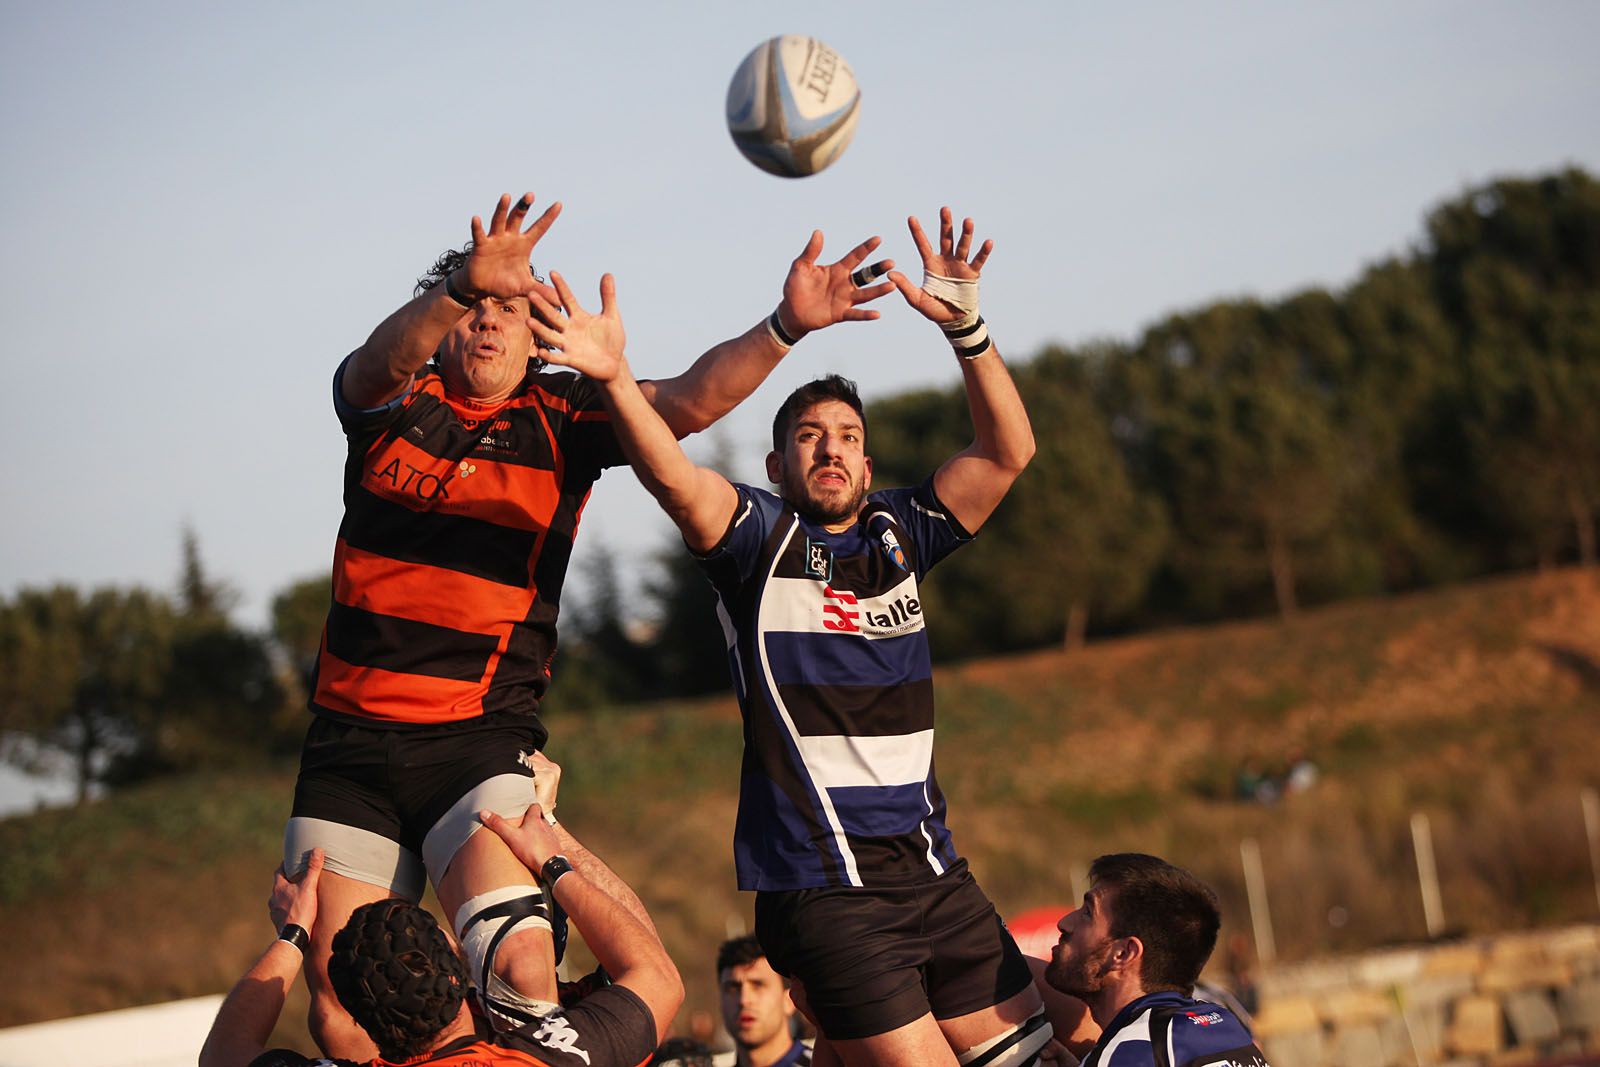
343,287,468,407
199,941,303,1067
553,821,658,937
957,342,1035,473
550,870,682,1041
600,363,737,552
643,319,788,437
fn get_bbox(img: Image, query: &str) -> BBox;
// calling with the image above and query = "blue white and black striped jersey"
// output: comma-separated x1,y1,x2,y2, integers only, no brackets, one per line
698,478,973,891
1082,991,1270,1067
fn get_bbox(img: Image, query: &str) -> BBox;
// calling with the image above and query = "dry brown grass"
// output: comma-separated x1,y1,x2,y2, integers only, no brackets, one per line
3,568,1597,1044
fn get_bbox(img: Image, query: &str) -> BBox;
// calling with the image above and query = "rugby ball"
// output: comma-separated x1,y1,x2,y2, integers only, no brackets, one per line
726,35,861,178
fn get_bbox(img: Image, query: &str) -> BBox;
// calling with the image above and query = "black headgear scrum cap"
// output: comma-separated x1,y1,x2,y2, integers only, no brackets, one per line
329,899,467,1059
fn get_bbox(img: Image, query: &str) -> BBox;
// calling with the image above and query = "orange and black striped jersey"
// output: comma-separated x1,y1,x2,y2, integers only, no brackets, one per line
310,358,626,727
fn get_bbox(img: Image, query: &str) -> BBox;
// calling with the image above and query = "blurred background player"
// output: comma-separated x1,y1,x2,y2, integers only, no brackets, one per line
284,191,895,1056
715,934,811,1067
520,206,1052,1067
1045,854,1272,1067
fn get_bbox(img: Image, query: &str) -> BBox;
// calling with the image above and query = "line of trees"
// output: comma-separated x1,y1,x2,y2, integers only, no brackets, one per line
3,168,1596,800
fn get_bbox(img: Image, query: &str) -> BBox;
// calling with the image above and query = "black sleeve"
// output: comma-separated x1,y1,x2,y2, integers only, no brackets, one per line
497,984,657,1067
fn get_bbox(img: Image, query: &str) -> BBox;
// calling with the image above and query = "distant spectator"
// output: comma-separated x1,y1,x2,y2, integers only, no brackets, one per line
715,935,811,1067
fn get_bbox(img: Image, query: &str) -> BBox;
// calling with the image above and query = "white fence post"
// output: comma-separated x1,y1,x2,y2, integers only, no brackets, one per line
1582,787,1600,915
1411,811,1445,938
1240,837,1276,965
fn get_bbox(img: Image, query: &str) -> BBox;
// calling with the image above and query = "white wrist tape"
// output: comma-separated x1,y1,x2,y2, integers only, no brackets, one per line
922,271,980,316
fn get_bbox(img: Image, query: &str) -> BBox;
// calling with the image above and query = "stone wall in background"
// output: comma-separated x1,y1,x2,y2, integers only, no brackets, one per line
1250,924,1600,1067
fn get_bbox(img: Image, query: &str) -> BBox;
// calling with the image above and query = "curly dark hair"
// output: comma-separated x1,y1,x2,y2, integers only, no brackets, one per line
328,899,467,1061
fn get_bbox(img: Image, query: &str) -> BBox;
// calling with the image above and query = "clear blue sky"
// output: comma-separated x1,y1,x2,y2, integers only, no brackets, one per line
3,0,1597,640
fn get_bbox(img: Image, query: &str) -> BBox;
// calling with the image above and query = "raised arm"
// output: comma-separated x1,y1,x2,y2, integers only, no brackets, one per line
199,851,325,1067
638,230,895,436
481,805,684,1044
340,193,562,408
888,208,1036,532
530,272,742,554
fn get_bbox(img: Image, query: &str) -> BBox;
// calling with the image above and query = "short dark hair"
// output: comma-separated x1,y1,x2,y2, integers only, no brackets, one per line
1090,853,1221,994
716,933,768,977
328,899,467,1061
771,374,867,453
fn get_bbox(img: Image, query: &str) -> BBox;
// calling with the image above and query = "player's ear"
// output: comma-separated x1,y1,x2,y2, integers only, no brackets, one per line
862,455,872,492
766,451,783,485
1114,935,1145,974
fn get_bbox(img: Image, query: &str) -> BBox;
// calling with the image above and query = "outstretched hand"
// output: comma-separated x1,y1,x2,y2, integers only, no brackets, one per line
269,847,324,933
888,207,993,325
527,271,628,384
460,192,563,302
778,232,896,336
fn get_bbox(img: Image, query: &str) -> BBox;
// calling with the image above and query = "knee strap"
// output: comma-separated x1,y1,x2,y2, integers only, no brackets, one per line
453,885,560,1032
958,1009,1053,1067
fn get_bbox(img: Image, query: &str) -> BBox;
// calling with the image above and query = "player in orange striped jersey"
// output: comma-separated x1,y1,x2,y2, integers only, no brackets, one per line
284,192,895,1057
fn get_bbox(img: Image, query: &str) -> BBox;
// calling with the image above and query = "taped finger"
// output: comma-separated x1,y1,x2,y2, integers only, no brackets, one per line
850,260,892,288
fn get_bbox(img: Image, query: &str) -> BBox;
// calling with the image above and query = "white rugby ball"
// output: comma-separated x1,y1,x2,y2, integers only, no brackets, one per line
726,35,861,178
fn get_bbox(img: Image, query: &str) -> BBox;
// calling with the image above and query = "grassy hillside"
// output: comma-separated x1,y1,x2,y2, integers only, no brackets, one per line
4,568,1597,1047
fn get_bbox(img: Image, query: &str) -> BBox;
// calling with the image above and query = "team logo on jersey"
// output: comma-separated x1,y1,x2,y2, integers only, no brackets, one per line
529,1013,592,1064
1186,1011,1225,1026
458,460,478,478
804,538,833,581
880,529,908,571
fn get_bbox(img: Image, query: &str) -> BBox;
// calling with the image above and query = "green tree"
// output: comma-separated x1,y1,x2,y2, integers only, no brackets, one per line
271,573,331,697
0,586,176,802
1426,170,1600,568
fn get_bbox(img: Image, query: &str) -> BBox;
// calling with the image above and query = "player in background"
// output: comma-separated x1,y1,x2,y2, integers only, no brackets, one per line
1045,854,1272,1067
521,207,1058,1067
286,191,895,1057
715,934,811,1067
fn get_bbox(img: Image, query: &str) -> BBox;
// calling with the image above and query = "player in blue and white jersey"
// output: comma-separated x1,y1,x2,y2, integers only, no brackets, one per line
525,208,1057,1067
1045,854,1272,1067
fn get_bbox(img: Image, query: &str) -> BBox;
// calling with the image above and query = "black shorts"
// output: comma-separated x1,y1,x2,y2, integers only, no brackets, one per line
754,861,1033,1040
286,712,548,898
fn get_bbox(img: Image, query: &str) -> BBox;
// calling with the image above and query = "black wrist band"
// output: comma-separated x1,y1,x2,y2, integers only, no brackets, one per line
443,271,482,308
278,923,310,953
767,309,800,348
540,855,576,894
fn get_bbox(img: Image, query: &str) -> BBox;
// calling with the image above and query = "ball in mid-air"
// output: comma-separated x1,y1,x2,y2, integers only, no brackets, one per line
725,35,860,178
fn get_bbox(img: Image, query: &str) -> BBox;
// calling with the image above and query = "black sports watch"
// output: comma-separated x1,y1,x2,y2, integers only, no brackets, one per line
540,854,576,895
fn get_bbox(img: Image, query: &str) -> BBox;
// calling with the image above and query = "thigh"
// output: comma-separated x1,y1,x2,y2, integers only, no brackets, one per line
922,868,1035,1022
287,718,425,898
756,887,933,1042
827,1013,960,1067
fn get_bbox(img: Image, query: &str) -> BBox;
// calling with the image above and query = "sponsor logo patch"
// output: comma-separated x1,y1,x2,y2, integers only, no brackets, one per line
1187,1011,1226,1026
804,538,832,581
880,528,908,571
